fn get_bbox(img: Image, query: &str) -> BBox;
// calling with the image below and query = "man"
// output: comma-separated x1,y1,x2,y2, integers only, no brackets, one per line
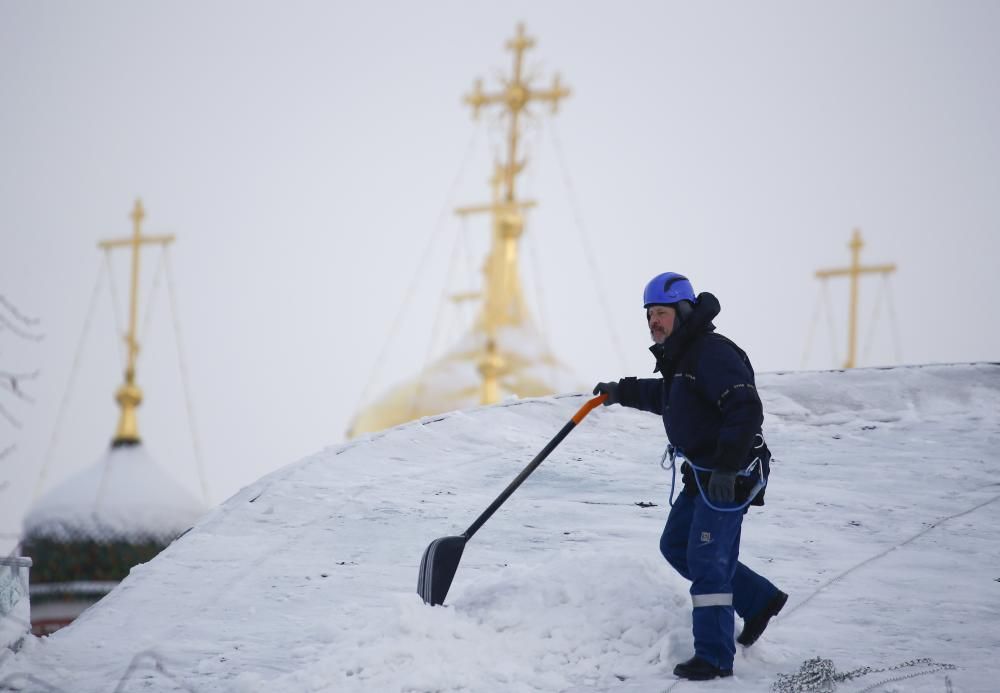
593,272,787,681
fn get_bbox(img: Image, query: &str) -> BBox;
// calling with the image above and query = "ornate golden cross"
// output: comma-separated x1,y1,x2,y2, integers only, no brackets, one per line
464,23,570,202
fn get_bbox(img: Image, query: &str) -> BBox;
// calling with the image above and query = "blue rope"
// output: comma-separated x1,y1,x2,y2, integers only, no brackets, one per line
663,445,767,513
661,445,680,507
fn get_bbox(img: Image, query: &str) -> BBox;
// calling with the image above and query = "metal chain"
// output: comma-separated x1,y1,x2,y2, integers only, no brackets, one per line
772,656,957,693
853,659,957,693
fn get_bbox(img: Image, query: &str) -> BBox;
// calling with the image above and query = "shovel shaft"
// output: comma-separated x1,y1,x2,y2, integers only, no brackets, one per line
463,394,607,540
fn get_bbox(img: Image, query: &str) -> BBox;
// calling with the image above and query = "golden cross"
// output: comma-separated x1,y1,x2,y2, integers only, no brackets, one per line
464,23,570,203
815,228,897,368
98,198,176,445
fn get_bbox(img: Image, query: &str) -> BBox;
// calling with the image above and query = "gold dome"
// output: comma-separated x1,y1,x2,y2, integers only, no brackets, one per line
347,324,578,437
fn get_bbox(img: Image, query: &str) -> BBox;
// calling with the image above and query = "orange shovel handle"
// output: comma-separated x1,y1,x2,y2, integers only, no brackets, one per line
572,393,608,424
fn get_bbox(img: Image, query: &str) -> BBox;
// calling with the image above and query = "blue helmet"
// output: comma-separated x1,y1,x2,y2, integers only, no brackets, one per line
643,272,695,308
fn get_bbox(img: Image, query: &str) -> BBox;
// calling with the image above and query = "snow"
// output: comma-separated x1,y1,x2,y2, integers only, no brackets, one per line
2,363,999,692
22,445,205,542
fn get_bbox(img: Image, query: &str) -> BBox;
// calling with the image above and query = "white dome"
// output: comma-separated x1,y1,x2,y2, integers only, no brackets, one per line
23,444,205,543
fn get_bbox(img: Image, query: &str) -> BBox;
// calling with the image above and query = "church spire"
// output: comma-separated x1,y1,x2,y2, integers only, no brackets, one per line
345,24,579,438
97,199,175,446
459,23,571,403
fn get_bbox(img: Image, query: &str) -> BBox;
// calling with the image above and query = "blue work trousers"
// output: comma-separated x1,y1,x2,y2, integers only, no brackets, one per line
659,491,778,669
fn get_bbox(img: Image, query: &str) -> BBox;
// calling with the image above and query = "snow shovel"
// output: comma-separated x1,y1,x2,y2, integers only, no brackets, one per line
417,393,607,606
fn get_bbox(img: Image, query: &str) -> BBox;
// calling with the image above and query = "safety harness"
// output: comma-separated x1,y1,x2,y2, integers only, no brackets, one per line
661,433,769,512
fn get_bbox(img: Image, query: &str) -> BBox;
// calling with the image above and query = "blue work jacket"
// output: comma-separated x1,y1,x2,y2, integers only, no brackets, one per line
617,293,767,499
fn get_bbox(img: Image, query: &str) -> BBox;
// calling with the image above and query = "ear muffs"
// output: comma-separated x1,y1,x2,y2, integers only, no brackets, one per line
673,299,694,324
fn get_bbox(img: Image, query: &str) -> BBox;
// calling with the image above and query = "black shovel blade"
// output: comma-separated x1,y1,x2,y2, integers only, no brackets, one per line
417,535,466,606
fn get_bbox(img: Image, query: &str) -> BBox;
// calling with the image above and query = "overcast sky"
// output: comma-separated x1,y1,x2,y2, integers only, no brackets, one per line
2,1,998,541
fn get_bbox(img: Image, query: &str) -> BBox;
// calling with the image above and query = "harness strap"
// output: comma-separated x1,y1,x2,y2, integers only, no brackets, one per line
663,436,768,512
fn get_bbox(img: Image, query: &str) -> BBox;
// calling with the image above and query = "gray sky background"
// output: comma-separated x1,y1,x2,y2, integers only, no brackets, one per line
2,1,999,543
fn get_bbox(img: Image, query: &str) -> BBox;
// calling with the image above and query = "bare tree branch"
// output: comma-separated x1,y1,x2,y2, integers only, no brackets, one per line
0,311,44,341
0,370,39,403
0,294,40,326
0,295,41,435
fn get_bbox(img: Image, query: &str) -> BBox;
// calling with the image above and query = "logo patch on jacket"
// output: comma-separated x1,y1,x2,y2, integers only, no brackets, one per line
700,531,712,544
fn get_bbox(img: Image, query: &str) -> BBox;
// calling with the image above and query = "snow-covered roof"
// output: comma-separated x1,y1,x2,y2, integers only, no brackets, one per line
2,363,999,692
22,444,205,543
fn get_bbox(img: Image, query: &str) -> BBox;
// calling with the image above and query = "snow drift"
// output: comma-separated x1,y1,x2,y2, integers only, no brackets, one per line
2,363,998,692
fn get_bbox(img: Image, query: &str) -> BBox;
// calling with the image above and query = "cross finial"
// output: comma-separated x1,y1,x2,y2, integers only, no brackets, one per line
456,25,571,405
463,24,571,203
815,228,897,368
98,200,176,446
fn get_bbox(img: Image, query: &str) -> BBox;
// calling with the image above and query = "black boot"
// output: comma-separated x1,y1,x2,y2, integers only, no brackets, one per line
737,589,788,647
673,656,734,681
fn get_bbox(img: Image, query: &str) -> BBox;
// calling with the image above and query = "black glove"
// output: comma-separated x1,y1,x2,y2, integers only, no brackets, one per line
592,381,619,406
707,471,737,504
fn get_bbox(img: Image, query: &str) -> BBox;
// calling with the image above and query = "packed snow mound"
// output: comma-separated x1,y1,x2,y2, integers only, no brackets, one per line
759,362,1000,426
22,444,206,542
2,363,998,692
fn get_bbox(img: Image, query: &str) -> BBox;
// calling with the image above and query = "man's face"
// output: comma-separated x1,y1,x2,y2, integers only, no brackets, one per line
647,305,676,344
